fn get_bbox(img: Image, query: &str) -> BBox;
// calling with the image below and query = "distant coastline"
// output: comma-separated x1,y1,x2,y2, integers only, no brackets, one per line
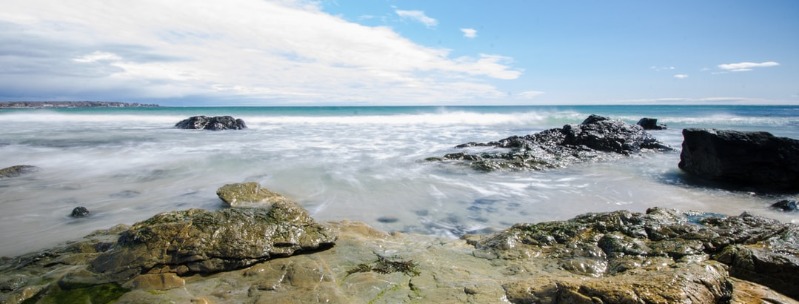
0,101,159,108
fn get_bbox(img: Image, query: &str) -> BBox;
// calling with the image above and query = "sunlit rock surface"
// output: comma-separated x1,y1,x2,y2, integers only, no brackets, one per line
2,205,796,303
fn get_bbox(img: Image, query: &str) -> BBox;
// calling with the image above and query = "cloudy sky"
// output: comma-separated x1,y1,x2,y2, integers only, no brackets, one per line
1,0,797,105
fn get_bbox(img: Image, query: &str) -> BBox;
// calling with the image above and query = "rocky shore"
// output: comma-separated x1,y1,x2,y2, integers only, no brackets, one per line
2,115,798,303
1,182,797,304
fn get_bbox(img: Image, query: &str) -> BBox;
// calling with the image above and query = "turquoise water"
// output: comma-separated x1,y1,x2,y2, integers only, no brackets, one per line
1,105,797,256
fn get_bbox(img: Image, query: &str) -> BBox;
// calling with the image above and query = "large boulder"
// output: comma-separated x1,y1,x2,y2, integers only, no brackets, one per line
474,207,799,301
0,165,38,178
90,198,336,281
436,115,671,171
678,128,799,191
175,115,247,130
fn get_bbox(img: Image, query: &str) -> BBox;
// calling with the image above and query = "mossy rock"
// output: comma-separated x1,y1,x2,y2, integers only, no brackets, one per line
24,283,128,304
91,201,336,281
216,182,292,208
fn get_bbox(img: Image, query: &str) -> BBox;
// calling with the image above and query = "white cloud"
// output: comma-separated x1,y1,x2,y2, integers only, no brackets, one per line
461,28,477,39
0,0,521,104
395,9,437,28
73,51,123,63
516,90,544,99
673,74,688,79
650,66,675,72
718,61,779,72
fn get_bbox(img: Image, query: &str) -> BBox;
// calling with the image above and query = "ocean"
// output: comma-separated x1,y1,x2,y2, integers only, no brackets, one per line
1,105,797,257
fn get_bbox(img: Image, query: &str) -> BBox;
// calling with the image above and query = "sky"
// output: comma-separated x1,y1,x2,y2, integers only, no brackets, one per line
0,0,797,106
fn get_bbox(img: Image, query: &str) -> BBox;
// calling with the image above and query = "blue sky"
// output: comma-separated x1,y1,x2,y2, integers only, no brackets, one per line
1,0,796,105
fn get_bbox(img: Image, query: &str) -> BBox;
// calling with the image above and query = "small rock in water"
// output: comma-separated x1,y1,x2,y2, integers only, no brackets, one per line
771,200,797,212
636,117,667,130
377,216,399,223
175,115,247,130
0,165,38,178
71,207,90,218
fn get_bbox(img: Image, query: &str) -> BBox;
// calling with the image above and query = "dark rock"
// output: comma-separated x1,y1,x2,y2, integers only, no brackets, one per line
174,116,247,130
376,216,399,223
678,128,799,191
771,200,798,212
70,207,90,218
475,207,799,300
637,117,667,130
437,115,672,171
90,192,336,281
0,165,38,178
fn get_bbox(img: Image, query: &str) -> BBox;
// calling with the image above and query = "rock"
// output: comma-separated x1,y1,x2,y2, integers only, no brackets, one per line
503,262,731,303
125,273,185,290
0,165,38,178
772,200,798,212
1,209,796,303
637,117,667,130
476,207,799,301
90,200,336,281
175,115,247,130
70,206,90,218
216,182,292,208
438,115,672,171
678,128,799,191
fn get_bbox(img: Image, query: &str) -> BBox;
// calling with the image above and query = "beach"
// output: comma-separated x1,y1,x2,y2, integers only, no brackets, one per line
1,105,798,257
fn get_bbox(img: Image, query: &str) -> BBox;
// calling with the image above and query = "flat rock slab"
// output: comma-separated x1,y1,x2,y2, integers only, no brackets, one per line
216,182,293,208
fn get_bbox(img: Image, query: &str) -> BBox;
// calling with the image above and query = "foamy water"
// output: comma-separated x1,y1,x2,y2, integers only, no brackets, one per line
1,106,797,257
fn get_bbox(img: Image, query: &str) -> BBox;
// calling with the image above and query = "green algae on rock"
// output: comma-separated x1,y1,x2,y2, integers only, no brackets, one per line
90,204,336,280
475,207,799,302
347,254,421,277
216,182,293,208
2,207,797,304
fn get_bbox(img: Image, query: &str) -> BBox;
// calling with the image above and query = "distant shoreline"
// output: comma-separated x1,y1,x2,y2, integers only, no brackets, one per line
0,101,159,108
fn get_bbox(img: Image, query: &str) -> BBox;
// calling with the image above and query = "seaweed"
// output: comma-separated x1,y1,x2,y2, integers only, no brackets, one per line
347,254,420,277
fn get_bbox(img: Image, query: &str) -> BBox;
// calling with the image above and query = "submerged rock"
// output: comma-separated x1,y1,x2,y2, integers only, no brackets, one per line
772,200,798,212
0,165,38,178
90,204,336,281
637,117,667,130
174,115,247,130
678,128,799,191
436,115,672,171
